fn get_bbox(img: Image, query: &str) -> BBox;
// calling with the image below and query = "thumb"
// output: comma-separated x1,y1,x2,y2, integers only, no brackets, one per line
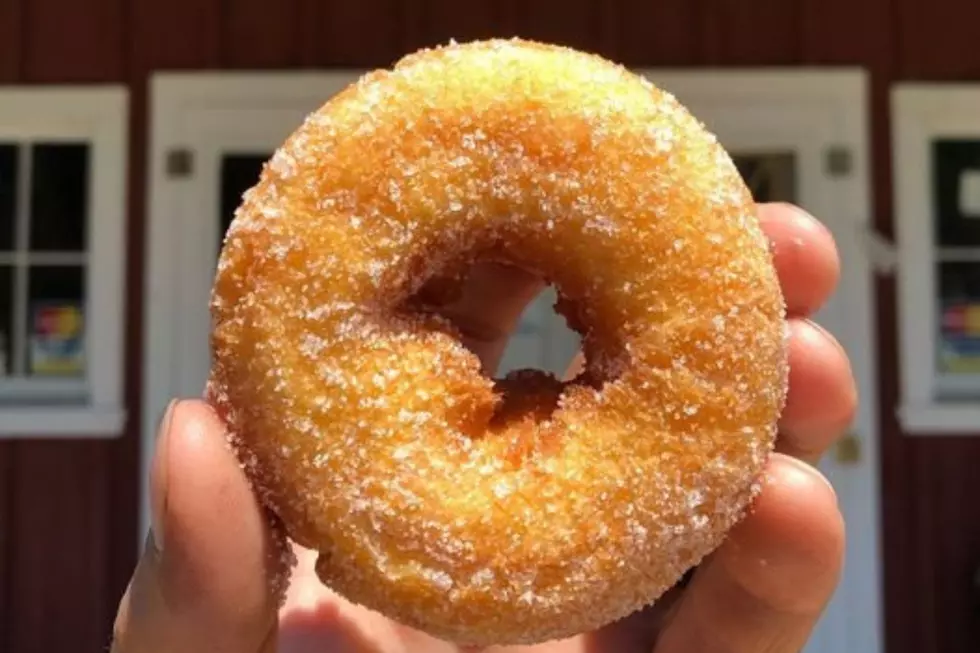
111,399,290,652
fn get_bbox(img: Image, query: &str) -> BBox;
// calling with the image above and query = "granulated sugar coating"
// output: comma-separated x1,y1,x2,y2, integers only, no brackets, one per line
207,38,788,646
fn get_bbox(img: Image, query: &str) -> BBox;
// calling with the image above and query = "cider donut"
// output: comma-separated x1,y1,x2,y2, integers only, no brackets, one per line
207,38,788,646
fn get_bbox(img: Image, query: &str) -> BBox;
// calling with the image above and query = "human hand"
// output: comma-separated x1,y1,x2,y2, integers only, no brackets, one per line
111,201,855,652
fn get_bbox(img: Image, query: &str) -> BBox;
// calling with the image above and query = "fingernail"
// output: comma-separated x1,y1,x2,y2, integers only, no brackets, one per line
150,399,179,552
783,453,838,504
803,318,847,357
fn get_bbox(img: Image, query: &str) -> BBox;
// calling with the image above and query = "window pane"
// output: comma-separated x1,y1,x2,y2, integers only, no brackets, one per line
0,266,11,376
732,152,797,204
220,154,270,248
29,143,90,252
937,262,980,375
0,144,16,252
932,139,980,247
24,265,85,377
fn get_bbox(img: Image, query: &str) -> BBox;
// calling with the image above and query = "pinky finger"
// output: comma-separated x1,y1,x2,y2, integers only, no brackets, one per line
653,455,844,653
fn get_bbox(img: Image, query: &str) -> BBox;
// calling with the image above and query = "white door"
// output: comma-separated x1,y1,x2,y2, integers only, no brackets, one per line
144,70,880,653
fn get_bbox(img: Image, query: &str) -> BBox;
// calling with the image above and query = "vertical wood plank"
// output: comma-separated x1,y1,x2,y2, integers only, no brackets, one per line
800,0,893,65
0,0,23,81
608,0,705,66
219,0,304,69
872,275,921,653
0,445,10,652
910,442,941,653
130,0,221,69
895,0,980,79
311,0,406,67
6,443,109,652
949,445,980,650
510,0,606,55
700,0,803,66
930,440,980,653
20,0,124,81
404,0,509,53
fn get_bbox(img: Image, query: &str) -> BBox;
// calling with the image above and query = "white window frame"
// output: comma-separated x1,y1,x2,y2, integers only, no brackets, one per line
0,87,128,437
145,70,881,653
892,84,980,434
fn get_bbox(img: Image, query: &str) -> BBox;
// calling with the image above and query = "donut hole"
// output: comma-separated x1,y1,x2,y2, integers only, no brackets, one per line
403,257,623,433
499,287,582,375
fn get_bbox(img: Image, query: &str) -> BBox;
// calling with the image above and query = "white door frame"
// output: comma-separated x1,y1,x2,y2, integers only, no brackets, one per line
143,68,881,652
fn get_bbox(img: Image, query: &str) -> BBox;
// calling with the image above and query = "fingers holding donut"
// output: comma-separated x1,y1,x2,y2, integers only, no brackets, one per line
754,202,857,464
778,320,857,463
758,202,840,318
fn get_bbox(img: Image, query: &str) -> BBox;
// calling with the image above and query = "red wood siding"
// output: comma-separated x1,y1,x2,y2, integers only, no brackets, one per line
0,0,979,651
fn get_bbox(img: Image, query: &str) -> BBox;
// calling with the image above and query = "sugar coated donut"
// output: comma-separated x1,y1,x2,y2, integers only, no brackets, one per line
208,38,788,646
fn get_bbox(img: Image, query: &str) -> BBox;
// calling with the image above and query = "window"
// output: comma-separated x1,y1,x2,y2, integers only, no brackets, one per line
0,88,127,436
219,153,269,247
732,152,798,204
893,85,980,433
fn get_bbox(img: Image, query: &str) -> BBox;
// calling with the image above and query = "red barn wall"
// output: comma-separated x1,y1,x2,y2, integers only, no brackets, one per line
1,0,979,651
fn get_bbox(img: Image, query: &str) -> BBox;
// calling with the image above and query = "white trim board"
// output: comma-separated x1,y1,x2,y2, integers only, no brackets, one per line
143,69,881,653
892,84,980,434
0,86,129,437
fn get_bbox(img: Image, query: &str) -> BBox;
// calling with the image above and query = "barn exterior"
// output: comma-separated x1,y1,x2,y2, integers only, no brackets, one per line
0,1,978,652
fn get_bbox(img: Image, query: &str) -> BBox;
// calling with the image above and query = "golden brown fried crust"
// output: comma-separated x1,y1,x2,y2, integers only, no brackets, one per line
207,38,788,646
